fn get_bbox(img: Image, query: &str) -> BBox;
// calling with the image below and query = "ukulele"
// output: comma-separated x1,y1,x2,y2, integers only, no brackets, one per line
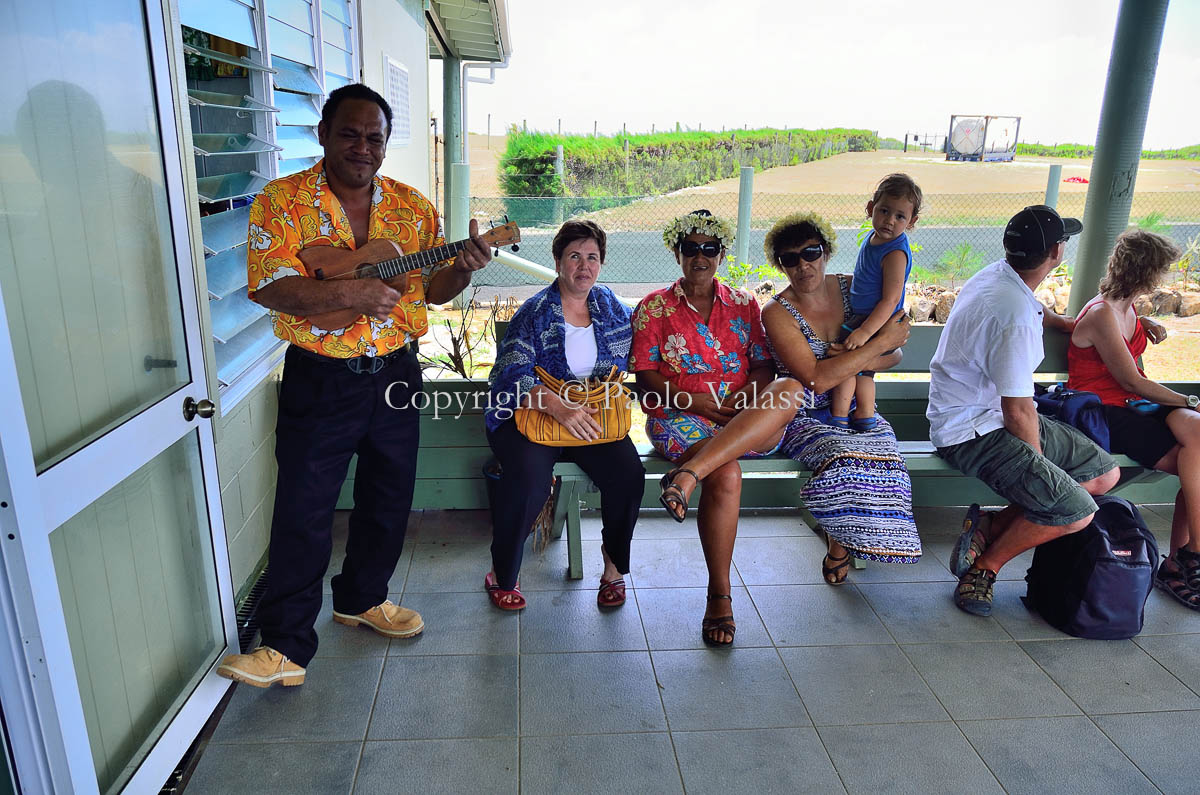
299,221,521,329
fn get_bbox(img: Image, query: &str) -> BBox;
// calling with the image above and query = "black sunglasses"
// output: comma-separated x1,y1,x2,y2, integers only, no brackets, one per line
777,245,824,268
679,240,723,258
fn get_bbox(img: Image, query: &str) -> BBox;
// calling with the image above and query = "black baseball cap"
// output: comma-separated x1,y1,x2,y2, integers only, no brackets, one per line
1003,205,1083,267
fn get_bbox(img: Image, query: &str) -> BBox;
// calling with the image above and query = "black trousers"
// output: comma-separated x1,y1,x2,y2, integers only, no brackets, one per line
486,420,645,589
257,345,421,666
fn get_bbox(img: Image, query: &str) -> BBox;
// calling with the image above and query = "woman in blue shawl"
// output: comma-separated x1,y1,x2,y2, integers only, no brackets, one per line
484,220,644,611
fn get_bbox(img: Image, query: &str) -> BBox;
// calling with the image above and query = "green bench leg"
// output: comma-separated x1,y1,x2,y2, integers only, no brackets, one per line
549,476,568,540
566,485,583,580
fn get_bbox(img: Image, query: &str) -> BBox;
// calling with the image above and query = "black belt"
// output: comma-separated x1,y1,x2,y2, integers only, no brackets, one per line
290,343,416,375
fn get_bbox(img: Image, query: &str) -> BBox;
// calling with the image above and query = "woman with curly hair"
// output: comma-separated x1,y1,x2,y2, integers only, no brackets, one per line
1066,229,1200,608
656,211,922,606
630,209,777,645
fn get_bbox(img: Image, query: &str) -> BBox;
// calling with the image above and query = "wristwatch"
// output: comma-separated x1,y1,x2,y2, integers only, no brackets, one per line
1187,395,1199,410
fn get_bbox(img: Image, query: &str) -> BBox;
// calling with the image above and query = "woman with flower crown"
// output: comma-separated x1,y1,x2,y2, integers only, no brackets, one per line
650,212,922,628
630,209,778,646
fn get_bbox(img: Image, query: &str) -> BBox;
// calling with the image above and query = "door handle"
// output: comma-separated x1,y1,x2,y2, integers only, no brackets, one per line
182,396,216,421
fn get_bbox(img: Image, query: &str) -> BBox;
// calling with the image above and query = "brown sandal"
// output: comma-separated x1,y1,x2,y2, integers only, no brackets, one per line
659,468,699,523
822,533,852,586
1156,556,1200,610
701,593,735,647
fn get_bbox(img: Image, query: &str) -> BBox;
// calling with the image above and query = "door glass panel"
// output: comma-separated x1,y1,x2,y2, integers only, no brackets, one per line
49,433,223,794
0,0,190,471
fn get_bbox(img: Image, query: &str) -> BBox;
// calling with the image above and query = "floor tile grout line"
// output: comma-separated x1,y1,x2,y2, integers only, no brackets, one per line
1129,635,1200,702
876,636,954,724
347,655,388,794
735,529,861,794
1085,714,1174,794
635,590,688,795
949,635,1105,790
767,625,847,792
853,582,1007,791
1015,637,1165,720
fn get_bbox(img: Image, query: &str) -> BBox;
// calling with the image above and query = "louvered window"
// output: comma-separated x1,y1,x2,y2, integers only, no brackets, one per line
179,0,358,410
268,0,325,178
322,1,357,92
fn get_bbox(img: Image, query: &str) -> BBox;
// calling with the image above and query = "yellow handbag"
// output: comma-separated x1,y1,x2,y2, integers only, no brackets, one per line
514,365,633,446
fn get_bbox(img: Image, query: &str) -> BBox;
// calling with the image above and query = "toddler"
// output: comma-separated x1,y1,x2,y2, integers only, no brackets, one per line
831,173,922,431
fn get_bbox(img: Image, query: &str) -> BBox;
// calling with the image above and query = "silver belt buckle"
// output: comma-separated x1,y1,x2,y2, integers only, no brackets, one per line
346,356,384,375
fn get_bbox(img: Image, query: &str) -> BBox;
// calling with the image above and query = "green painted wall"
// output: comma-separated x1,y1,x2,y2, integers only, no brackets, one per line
215,373,279,598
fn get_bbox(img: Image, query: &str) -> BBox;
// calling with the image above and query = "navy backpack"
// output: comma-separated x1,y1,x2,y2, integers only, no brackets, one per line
1023,495,1157,639
1033,383,1110,451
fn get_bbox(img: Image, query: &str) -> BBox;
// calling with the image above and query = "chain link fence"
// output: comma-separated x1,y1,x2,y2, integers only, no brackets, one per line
469,190,1200,290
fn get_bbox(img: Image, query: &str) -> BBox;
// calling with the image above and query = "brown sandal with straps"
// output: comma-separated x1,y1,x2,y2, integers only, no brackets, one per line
660,468,699,523
701,593,735,647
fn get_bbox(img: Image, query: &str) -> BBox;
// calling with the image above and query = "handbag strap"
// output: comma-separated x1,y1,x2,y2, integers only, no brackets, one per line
532,365,629,404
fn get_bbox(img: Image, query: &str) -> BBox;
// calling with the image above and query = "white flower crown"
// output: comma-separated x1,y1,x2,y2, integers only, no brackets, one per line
662,212,736,251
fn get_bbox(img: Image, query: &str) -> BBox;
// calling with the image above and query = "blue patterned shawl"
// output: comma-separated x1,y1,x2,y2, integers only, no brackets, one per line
486,280,632,432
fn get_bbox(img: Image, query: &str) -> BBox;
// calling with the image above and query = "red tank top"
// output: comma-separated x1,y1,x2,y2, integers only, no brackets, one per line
1066,299,1148,407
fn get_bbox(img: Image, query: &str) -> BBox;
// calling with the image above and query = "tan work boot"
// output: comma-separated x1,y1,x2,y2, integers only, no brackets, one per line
332,599,424,638
217,646,305,688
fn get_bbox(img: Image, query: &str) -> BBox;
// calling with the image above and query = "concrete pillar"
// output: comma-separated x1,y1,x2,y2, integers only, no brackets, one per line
449,162,471,309
1068,0,1169,315
735,166,754,267
442,56,462,218
1044,164,1063,209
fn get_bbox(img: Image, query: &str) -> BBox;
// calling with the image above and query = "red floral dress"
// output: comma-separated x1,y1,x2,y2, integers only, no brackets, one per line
630,279,772,460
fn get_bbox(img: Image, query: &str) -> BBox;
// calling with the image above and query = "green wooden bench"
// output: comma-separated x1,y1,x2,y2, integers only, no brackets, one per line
548,325,1184,578
337,325,1187,580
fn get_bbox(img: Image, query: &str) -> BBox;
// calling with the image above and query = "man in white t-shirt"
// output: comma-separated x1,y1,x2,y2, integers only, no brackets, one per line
927,205,1120,617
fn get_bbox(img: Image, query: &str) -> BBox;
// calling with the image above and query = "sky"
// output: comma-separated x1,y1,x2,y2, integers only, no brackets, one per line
439,0,1200,150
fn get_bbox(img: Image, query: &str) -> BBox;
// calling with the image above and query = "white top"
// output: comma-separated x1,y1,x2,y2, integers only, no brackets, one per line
564,321,598,379
927,260,1045,448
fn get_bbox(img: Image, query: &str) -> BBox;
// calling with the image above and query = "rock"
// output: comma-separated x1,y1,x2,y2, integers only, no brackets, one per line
1134,295,1154,316
1151,288,1181,316
1036,288,1056,311
755,280,774,296
1179,293,1200,317
935,291,956,323
910,297,934,323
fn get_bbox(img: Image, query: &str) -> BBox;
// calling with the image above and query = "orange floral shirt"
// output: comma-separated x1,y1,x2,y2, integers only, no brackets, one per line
246,160,446,358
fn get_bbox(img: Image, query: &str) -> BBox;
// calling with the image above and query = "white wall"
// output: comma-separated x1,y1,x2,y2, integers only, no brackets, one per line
360,0,432,198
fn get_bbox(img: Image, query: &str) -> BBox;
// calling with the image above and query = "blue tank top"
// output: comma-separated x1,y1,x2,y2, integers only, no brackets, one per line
849,231,912,315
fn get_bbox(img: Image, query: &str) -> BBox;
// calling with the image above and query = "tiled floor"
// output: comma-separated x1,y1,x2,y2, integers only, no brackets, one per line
186,504,1200,794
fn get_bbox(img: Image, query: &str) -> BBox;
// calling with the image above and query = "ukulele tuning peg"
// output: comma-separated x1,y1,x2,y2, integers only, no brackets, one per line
511,244,519,253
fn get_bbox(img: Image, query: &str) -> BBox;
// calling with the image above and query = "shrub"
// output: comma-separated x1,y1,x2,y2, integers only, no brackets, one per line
498,127,881,199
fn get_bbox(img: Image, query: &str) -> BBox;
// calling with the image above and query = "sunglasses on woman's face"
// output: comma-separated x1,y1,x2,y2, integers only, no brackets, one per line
679,240,723,258
776,245,824,268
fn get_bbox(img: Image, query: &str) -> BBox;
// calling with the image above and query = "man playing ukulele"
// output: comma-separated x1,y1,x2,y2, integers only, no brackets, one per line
218,83,492,688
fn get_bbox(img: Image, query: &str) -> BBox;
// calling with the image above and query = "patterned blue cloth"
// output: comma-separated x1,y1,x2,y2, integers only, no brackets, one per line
485,280,632,432
768,276,921,563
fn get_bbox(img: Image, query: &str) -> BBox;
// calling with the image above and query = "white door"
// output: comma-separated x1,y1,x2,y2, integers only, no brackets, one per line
0,0,237,792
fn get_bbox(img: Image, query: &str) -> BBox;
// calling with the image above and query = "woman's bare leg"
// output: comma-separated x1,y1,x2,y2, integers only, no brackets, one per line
664,379,802,501
696,461,742,643
1157,409,1200,552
